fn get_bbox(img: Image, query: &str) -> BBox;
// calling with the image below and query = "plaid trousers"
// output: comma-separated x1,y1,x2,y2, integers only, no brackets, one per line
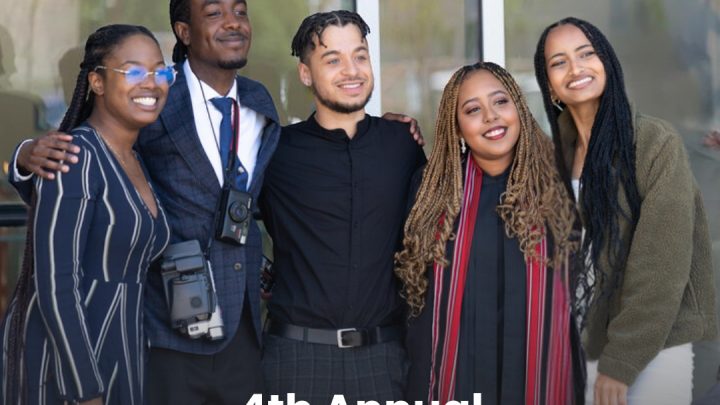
262,334,408,404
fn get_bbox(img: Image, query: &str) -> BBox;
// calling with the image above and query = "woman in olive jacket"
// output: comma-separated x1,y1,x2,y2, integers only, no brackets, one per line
534,17,717,405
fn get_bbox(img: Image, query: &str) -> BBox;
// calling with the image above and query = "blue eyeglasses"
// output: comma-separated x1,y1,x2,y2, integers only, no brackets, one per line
95,65,176,86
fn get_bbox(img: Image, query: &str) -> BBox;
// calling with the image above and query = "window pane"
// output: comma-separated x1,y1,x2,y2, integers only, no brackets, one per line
379,0,480,150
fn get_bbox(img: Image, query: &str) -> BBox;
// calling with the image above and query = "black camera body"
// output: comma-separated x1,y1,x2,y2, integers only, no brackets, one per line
160,240,224,340
215,184,252,245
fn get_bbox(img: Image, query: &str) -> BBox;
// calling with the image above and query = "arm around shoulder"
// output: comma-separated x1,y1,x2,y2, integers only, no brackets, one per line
9,131,81,204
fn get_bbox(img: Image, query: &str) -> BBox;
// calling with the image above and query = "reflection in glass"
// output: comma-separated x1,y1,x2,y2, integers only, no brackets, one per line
379,0,480,150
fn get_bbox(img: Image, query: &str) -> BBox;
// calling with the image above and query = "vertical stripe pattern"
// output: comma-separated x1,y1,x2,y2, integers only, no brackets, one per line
0,125,170,405
428,158,575,405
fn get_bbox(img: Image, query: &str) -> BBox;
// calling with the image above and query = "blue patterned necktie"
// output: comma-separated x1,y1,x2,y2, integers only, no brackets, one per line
210,97,247,190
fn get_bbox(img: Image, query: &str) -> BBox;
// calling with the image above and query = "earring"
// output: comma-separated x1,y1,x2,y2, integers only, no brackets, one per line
460,138,467,154
552,97,563,111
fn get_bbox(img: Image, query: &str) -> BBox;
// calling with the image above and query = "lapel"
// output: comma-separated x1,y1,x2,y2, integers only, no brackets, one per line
236,76,279,123
235,76,281,195
160,69,221,196
159,69,281,197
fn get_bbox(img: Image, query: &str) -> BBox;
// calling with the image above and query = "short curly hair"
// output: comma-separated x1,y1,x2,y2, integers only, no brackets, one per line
291,10,370,63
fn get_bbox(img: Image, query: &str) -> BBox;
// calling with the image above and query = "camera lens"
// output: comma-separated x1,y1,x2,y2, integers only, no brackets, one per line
228,201,248,222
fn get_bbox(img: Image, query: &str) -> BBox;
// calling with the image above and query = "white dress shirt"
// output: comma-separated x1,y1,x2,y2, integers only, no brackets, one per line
183,61,266,189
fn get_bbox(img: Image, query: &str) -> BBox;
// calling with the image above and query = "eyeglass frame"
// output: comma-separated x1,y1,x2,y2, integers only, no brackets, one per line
94,65,176,86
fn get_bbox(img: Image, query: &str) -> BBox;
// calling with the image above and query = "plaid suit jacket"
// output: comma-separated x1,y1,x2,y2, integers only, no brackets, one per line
136,67,280,355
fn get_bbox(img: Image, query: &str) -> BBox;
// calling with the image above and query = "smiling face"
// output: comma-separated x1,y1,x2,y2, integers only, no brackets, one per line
456,69,521,175
298,24,373,115
544,23,606,109
176,0,251,71
89,34,170,130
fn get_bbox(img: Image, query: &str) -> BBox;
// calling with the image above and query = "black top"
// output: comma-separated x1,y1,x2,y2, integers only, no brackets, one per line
454,168,526,403
404,165,527,403
260,113,426,328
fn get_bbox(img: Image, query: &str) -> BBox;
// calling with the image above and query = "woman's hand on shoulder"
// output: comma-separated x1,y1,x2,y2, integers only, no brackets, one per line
594,373,628,405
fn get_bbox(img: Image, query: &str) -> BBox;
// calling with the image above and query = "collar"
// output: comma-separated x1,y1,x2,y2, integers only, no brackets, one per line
305,112,372,142
183,60,238,107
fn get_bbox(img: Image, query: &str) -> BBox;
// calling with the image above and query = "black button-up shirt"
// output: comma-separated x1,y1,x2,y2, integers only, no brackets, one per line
260,114,426,329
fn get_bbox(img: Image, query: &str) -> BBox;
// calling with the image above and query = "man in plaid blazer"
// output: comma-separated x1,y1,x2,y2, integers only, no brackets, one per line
10,1,280,403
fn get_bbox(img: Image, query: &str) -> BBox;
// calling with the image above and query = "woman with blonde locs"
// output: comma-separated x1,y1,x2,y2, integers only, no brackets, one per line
397,61,585,405
534,17,717,405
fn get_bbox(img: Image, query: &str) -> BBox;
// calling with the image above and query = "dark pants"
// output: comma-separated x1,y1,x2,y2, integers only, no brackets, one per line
146,303,263,405
262,334,408,404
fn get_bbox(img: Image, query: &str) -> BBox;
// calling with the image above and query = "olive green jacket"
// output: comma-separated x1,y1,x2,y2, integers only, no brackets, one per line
558,109,717,385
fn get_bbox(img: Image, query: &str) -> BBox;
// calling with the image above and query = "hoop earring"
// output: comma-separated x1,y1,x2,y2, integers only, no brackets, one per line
460,138,467,154
552,97,564,111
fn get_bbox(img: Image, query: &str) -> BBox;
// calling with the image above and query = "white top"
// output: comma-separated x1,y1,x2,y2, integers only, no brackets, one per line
183,60,266,188
571,178,580,201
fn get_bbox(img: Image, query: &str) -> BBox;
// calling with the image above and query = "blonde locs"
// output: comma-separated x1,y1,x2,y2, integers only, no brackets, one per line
395,62,577,317
394,66,467,316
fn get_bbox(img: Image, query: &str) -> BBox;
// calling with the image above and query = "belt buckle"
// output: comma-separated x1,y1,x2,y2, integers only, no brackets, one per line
336,328,358,348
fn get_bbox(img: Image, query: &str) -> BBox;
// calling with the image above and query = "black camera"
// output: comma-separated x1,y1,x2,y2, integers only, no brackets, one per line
160,240,224,340
214,184,252,245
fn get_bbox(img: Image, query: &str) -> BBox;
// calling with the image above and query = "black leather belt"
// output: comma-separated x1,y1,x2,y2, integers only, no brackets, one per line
266,320,404,348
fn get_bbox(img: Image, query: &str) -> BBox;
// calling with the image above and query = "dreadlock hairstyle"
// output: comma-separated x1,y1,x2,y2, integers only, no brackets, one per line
533,17,642,315
291,10,370,63
395,62,578,316
4,24,157,404
170,0,191,64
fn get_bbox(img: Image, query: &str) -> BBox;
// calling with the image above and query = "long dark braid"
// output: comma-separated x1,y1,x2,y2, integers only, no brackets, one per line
4,24,158,404
534,17,642,323
170,0,191,64
291,10,370,63
5,199,35,404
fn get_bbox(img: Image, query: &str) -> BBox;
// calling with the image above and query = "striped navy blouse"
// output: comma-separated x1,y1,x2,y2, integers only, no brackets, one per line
1,125,170,405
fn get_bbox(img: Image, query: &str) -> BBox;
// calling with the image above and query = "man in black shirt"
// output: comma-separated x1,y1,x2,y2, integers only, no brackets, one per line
260,10,426,403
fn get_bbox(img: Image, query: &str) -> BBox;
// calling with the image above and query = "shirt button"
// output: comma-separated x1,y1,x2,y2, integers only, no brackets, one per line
237,166,245,174
233,262,243,271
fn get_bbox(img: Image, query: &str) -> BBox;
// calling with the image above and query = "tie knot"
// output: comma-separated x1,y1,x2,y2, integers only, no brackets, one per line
210,97,234,116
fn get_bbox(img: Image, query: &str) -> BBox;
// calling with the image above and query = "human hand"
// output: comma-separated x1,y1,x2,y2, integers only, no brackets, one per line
260,256,274,300
78,397,103,405
703,130,720,150
17,131,80,180
382,112,425,146
594,373,628,405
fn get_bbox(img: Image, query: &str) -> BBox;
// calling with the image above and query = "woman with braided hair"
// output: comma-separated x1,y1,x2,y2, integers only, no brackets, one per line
397,62,584,405
0,24,172,405
534,17,716,405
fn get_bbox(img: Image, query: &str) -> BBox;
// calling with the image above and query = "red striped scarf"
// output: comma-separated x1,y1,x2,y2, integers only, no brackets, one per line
428,158,574,405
